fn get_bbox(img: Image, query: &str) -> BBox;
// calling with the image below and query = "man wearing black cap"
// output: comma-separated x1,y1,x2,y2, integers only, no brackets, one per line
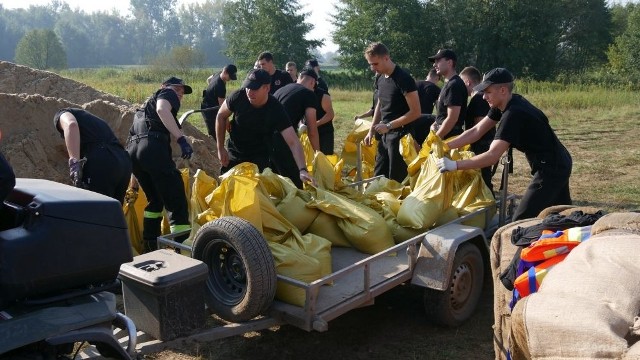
215,69,315,186
201,64,237,140
305,58,328,92
428,49,467,140
127,76,194,252
363,42,421,183
54,108,132,204
437,68,572,221
272,69,321,188
257,52,293,94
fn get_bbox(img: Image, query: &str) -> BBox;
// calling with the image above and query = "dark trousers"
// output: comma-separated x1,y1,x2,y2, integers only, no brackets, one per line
512,169,572,221
270,133,303,188
318,127,334,155
127,133,189,241
412,114,435,147
374,129,407,183
83,144,132,205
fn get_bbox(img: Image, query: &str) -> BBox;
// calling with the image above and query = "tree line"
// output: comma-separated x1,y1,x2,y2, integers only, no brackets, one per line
1,0,640,83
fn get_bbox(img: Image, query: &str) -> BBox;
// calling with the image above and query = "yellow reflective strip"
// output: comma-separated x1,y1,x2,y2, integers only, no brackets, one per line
144,211,163,219
170,224,191,233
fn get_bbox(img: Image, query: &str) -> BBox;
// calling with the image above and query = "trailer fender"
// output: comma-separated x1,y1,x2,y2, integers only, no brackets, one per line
411,224,486,291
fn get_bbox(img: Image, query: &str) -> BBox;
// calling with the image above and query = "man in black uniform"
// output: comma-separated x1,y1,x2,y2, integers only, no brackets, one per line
273,69,320,188
413,68,441,146
438,68,572,221
257,52,293,94
53,108,132,204
127,76,194,252
460,66,495,193
363,42,421,183
314,77,336,155
215,69,315,187
201,64,237,139
429,49,467,140
305,58,328,92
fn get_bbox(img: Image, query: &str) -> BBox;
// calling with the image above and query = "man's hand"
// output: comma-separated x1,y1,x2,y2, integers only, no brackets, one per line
299,169,317,187
364,132,373,147
436,157,457,173
217,147,230,167
68,157,87,188
177,136,193,159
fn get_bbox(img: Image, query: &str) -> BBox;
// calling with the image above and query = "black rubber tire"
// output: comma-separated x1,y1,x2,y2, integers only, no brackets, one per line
192,217,277,322
423,243,484,327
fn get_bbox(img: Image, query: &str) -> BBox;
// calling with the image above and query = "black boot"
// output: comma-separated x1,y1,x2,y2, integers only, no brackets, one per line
143,217,162,253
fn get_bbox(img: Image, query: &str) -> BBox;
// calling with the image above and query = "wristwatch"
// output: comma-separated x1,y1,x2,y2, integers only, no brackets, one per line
299,167,308,173
386,122,392,130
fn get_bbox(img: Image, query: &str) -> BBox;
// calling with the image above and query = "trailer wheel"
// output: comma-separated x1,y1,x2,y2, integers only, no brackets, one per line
423,243,484,327
192,217,276,322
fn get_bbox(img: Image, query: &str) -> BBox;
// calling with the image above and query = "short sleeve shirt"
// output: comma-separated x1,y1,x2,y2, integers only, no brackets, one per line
466,92,494,144
376,65,418,124
273,83,318,127
270,69,294,94
143,88,181,133
202,73,226,108
53,108,121,156
226,89,291,159
435,74,468,138
416,80,441,114
314,87,333,131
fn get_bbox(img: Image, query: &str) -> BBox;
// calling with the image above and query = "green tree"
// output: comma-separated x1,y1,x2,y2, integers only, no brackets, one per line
130,0,182,63
608,5,640,75
178,0,229,66
150,45,206,71
222,0,322,70
14,28,67,70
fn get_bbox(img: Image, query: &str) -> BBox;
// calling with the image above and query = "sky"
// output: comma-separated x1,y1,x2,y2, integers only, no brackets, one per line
0,0,338,52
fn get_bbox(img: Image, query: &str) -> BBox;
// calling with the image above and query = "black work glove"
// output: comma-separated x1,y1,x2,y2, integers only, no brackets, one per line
177,136,193,159
68,157,87,188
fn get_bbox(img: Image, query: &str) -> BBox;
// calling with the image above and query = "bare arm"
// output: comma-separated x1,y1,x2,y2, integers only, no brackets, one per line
281,126,316,185
435,105,461,139
364,100,382,146
156,99,184,140
372,90,421,133
456,139,509,170
317,94,334,127
447,116,496,149
304,107,320,151
58,112,81,160
215,100,232,167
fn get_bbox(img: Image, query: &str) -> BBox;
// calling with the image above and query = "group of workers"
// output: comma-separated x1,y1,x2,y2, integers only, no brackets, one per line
0,43,573,253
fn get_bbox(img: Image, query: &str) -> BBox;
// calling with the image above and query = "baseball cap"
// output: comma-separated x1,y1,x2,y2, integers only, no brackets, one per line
473,68,514,92
162,76,193,94
428,49,457,63
306,59,320,68
224,64,238,80
242,68,271,90
299,68,318,81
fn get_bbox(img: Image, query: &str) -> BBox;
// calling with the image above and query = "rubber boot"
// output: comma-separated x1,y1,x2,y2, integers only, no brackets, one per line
143,217,162,253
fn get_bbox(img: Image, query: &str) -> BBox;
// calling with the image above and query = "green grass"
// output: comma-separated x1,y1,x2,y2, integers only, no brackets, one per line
59,67,640,213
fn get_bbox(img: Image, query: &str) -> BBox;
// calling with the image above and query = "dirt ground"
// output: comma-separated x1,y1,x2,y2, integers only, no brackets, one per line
0,61,220,183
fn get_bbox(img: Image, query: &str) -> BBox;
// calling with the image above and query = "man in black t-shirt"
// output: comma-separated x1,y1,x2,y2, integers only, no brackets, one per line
54,108,132,204
354,72,381,120
273,69,320,188
429,49,467,140
257,52,293,94
201,64,237,139
306,59,329,92
363,42,421,182
127,76,194,251
215,69,314,187
460,66,495,193
438,68,572,221
314,84,336,155
413,68,441,146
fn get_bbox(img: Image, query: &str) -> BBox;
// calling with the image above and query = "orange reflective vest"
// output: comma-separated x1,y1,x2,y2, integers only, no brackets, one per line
514,253,568,297
520,226,592,262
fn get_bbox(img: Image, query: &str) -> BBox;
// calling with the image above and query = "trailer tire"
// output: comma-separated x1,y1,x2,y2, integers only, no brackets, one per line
423,243,484,327
192,217,276,322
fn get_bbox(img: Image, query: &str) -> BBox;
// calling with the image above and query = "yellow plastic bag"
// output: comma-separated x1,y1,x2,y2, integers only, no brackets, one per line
187,169,219,246
269,241,323,307
452,171,496,229
307,211,352,247
299,132,315,171
341,119,377,170
122,188,143,255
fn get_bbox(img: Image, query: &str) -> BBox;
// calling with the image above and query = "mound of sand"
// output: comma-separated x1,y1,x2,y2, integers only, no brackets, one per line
0,61,220,185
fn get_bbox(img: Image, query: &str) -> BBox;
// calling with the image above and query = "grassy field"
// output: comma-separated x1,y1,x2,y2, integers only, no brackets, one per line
61,69,640,359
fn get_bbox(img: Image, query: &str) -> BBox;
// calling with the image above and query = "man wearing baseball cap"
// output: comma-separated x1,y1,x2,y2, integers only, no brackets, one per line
201,64,237,140
215,69,315,186
437,68,573,221
305,58,328,92
428,49,468,140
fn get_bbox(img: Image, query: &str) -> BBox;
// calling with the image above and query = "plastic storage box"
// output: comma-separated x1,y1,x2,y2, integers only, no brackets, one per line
118,249,208,341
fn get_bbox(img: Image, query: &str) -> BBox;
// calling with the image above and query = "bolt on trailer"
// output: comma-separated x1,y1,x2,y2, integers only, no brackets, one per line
95,140,517,357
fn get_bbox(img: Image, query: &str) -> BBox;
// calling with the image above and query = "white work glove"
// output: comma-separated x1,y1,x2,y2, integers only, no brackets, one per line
436,157,457,173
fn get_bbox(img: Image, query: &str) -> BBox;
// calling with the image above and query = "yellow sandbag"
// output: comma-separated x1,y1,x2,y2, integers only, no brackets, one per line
286,233,332,278
433,206,459,227
452,172,496,229
186,169,219,246
207,163,263,230
122,188,142,255
400,132,419,168
341,119,377,169
307,211,352,248
312,151,339,191
363,177,408,199
378,202,423,243
307,187,394,254
269,241,323,307
299,132,315,171
276,189,320,234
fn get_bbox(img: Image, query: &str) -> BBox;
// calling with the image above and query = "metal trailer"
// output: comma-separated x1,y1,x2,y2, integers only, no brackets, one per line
89,171,516,357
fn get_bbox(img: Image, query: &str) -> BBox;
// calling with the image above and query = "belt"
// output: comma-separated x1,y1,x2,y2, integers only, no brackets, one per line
128,131,170,144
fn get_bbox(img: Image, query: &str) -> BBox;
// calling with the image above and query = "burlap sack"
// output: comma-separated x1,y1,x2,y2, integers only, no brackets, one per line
591,212,640,236
519,233,640,359
490,218,543,360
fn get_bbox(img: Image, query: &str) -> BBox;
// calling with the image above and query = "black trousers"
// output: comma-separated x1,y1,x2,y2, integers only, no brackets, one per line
127,133,189,239
270,133,303,189
318,127,334,155
512,169,572,221
412,114,435,147
82,144,132,204
374,129,407,183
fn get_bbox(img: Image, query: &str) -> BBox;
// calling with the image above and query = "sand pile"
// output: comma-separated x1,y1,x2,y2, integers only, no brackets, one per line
0,62,220,185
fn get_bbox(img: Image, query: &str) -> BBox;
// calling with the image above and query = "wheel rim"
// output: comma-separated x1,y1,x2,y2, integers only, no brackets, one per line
449,262,473,313
203,239,247,306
